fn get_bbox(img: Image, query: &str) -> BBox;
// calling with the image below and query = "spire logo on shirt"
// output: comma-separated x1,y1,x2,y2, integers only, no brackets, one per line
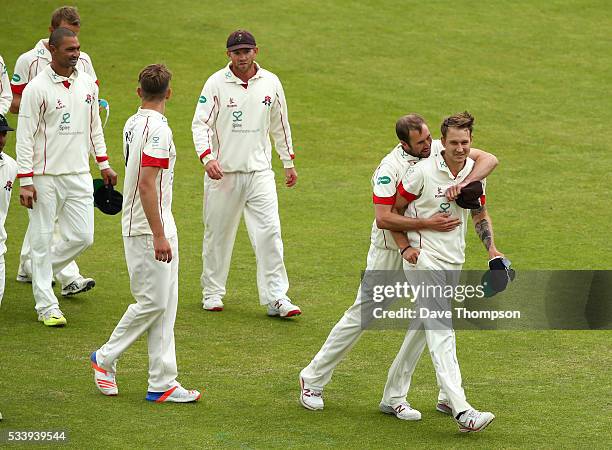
61,113,71,125
262,96,272,106
439,202,451,213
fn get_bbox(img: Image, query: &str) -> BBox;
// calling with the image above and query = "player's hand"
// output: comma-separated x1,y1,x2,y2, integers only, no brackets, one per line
284,167,297,187
205,160,224,180
153,235,172,263
19,186,37,209
426,213,461,232
445,181,468,201
101,167,118,186
402,247,420,264
488,247,504,260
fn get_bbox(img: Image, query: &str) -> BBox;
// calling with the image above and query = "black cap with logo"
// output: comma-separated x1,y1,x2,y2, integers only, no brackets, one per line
226,30,256,51
0,114,14,132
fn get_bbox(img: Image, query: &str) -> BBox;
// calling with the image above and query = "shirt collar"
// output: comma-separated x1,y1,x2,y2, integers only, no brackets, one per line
435,150,474,180
137,107,168,122
46,65,79,84
395,143,420,163
35,39,52,61
223,62,263,84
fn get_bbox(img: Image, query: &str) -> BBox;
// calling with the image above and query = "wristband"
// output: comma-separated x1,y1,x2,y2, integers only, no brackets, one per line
400,246,411,255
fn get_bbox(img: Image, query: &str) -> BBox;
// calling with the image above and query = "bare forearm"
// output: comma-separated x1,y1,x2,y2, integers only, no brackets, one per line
376,210,428,231
139,179,165,237
9,94,21,114
472,207,495,252
391,230,410,249
465,148,498,184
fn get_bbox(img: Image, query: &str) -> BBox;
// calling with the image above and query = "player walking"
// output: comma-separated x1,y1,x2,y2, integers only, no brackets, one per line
299,114,498,414
11,6,98,295
91,64,201,403
15,28,117,326
0,114,18,306
192,30,301,317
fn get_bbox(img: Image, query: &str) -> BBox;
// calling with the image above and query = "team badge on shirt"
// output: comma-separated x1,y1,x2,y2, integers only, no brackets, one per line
56,99,65,109
262,95,272,106
4,180,13,191
85,94,94,104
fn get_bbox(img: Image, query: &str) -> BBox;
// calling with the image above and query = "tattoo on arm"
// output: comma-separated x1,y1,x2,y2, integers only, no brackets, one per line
470,205,486,216
475,219,492,250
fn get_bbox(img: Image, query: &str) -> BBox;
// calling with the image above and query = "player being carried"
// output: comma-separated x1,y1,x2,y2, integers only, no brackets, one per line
299,113,498,418
381,111,504,433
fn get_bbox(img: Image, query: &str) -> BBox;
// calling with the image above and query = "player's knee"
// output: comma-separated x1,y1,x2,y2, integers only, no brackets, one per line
75,233,94,250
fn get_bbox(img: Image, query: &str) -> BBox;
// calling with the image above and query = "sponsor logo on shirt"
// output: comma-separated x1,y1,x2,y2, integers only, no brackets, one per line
37,49,45,56
439,202,451,213
232,111,243,129
61,113,71,125
435,186,448,198
4,180,13,191
227,98,237,108
377,176,391,185
262,95,272,106
11,74,21,82
56,99,66,110
198,95,207,104
225,71,232,79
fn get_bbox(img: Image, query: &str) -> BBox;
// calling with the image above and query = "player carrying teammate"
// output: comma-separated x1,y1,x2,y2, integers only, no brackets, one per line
91,64,201,403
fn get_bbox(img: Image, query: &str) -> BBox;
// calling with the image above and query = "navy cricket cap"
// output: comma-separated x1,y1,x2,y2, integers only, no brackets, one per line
0,114,14,132
227,30,256,51
93,179,123,215
455,181,484,209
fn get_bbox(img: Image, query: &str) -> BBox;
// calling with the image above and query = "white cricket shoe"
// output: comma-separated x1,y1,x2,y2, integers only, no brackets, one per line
380,402,422,421
436,402,453,415
267,299,301,318
299,377,323,410
61,277,95,297
146,385,201,403
455,409,495,433
37,308,67,327
203,297,224,311
90,351,118,396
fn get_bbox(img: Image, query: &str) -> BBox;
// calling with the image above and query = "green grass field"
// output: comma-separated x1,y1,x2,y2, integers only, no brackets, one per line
1,0,611,448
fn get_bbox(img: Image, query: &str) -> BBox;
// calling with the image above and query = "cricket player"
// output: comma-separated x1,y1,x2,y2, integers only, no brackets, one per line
0,56,11,115
192,30,301,317
11,5,97,295
16,27,117,326
0,114,18,306
381,111,501,433
299,114,498,415
91,64,201,403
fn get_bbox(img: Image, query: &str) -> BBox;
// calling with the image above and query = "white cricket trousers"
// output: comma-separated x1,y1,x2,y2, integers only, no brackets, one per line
97,235,179,392
19,224,81,286
202,170,289,305
381,250,471,415
28,174,94,314
300,244,402,390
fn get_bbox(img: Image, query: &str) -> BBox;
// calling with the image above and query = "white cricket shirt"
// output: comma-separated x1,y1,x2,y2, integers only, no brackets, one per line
398,149,486,264
370,140,445,250
15,65,110,186
122,108,177,239
192,62,295,172
0,152,17,256
0,55,11,116
10,39,98,95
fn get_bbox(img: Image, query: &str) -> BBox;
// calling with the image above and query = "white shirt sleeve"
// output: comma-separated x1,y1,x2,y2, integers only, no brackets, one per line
372,163,399,205
80,52,98,84
269,77,294,168
398,164,424,202
192,77,218,166
88,82,110,170
15,84,41,186
0,56,11,116
142,124,171,169
10,53,30,95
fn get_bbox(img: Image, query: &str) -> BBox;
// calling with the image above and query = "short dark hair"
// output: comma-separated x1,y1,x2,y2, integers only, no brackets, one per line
51,6,80,28
441,111,474,138
395,113,426,145
49,27,77,49
138,64,172,101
